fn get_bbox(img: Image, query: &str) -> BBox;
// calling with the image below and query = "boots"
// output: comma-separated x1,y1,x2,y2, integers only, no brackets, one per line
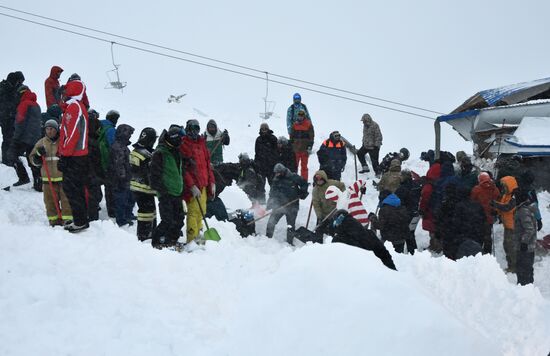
64,222,89,233
358,165,370,174
13,178,30,187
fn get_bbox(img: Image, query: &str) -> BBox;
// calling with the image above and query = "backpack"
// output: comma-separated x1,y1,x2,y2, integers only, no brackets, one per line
98,123,114,174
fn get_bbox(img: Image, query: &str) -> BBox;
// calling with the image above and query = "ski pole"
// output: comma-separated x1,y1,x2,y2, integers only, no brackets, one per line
42,155,62,221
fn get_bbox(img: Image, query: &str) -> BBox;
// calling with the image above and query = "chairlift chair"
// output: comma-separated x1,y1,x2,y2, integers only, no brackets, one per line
105,42,127,91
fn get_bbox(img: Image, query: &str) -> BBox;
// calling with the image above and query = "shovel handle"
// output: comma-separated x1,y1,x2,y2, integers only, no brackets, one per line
195,196,209,230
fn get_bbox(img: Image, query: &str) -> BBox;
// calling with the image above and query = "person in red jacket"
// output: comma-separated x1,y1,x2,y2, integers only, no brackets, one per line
180,119,215,243
58,79,90,233
470,172,500,254
419,162,441,252
44,66,63,108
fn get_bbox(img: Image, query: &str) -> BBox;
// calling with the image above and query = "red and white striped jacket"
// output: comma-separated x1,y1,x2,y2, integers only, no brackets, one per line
59,80,89,157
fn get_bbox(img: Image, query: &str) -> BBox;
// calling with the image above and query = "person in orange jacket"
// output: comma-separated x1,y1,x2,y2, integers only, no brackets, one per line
470,172,500,254
491,176,518,272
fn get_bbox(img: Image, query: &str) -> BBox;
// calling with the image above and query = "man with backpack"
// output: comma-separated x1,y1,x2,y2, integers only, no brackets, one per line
98,110,120,217
266,163,309,244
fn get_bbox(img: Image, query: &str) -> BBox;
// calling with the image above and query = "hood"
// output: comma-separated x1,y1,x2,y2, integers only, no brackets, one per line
273,163,290,175
440,161,455,178
314,170,328,185
64,80,85,100
361,113,373,124
50,66,63,78
20,90,37,103
389,159,401,172
425,163,441,182
115,124,135,144
500,176,518,195
382,193,401,207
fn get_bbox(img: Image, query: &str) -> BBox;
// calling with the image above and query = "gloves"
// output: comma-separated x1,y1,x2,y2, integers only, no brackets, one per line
368,212,376,220
190,185,201,198
520,243,528,252
537,219,543,231
223,129,228,137
360,186,366,195
36,146,47,157
210,183,216,198
57,156,67,172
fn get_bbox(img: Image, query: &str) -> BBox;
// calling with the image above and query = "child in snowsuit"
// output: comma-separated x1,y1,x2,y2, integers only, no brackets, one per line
130,127,158,240
108,124,135,226
29,119,72,225
150,127,185,248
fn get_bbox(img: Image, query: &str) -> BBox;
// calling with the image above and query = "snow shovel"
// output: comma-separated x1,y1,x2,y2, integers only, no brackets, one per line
196,196,221,242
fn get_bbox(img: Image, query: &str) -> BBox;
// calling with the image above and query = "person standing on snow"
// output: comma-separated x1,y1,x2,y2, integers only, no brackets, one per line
181,119,216,243
150,127,185,249
513,188,538,285
357,113,383,175
204,119,229,165
312,170,345,224
419,162,442,252
99,109,121,217
266,163,309,244
290,109,314,181
254,122,278,185
6,85,42,190
276,136,297,173
492,176,518,273
86,109,103,221
394,169,422,255
130,127,158,240
64,73,90,109
107,124,136,227
317,131,347,181
286,92,311,135
29,119,72,226
369,192,411,253
57,79,90,233
470,172,500,254
0,71,25,165
44,66,64,108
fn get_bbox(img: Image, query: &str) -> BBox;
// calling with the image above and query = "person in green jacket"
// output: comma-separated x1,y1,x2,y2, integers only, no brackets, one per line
150,126,185,248
312,170,345,224
204,119,229,165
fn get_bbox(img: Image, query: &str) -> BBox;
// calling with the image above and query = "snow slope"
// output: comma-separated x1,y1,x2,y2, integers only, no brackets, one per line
1,94,550,355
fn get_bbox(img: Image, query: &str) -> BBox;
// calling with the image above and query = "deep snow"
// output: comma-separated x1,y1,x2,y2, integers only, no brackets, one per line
1,94,550,355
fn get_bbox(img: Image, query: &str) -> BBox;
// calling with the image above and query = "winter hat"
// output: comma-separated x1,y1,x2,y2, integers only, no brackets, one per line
13,71,25,84
238,152,250,162
68,73,81,82
44,119,59,131
186,119,201,139
293,93,301,101
478,172,491,183
106,110,120,124
87,109,100,120
165,127,183,147
260,122,270,130
273,163,288,175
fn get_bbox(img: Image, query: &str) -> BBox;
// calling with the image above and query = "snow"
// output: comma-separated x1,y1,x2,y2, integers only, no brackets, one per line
507,116,550,146
1,90,550,356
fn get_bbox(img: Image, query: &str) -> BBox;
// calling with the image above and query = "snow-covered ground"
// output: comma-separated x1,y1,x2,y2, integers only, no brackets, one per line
1,102,550,356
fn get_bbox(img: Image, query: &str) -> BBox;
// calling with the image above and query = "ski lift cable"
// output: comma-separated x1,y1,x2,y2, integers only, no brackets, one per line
0,11,436,121
0,4,444,115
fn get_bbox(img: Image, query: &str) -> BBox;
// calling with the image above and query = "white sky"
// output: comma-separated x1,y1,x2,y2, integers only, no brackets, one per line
1,0,549,155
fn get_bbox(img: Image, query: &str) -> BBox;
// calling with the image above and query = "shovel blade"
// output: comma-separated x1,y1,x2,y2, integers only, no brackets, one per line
204,227,221,242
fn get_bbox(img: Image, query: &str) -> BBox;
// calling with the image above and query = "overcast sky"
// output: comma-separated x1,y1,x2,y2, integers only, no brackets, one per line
1,0,549,154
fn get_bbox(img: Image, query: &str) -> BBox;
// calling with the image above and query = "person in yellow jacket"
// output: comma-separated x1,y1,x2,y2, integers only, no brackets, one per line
492,175,518,272
29,120,72,226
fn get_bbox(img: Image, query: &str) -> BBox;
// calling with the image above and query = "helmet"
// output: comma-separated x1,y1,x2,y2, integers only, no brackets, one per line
165,126,183,147
243,210,254,222
332,210,348,228
399,148,410,161
293,93,301,101
238,152,251,164
185,119,201,139
68,73,81,82
106,110,120,124
137,127,157,149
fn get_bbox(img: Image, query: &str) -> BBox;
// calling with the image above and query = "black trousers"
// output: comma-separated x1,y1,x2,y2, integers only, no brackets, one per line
516,250,535,285
7,141,40,184
1,121,14,164
133,191,157,240
206,196,229,221
357,146,380,174
104,182,116,217
266,203,298,243
152,194,185,246
62,156,90,226
87,180,103,221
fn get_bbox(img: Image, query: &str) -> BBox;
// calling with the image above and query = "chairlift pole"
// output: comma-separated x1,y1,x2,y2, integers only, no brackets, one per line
264,72,269,119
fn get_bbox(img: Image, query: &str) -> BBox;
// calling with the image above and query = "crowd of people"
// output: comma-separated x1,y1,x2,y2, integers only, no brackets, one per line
0,67,543,284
